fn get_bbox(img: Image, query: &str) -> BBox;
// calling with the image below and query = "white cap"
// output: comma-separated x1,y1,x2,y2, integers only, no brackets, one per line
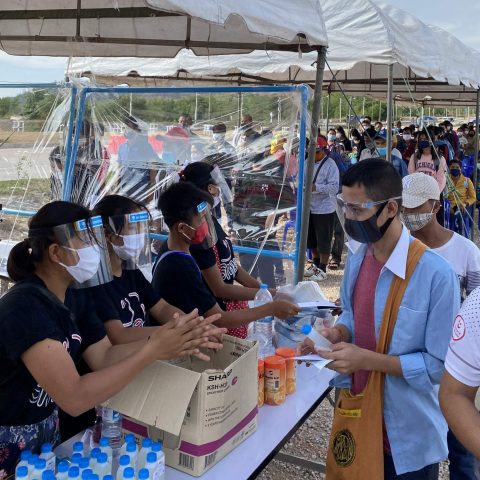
402,172,440,208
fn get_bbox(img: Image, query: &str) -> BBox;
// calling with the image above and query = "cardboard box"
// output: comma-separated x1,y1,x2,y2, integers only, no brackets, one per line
103,335,258,476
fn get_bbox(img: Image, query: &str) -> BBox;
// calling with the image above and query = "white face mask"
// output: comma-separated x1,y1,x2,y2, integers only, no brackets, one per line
401,211,434,232
59,244,101,284
112,233,145,260
403,134,412,141
212,133,225,142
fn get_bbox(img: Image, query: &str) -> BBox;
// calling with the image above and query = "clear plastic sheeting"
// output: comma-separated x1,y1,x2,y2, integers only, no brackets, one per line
65,85,307,288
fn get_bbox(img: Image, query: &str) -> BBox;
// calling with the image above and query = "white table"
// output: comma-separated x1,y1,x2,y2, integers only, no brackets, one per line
56,365,335,479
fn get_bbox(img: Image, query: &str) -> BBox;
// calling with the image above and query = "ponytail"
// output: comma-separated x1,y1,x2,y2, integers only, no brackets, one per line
7,237,52,281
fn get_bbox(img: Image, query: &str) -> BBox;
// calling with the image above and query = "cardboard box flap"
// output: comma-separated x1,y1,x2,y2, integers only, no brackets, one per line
103,360,201,436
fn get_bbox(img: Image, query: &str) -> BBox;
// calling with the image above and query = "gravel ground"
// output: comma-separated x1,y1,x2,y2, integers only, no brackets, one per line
257,256,452,480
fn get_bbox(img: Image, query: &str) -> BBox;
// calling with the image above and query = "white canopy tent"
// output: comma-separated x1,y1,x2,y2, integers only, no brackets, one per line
0,0,330,282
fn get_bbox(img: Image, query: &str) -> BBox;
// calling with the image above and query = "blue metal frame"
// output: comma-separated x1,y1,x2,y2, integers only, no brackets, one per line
62,86,78,201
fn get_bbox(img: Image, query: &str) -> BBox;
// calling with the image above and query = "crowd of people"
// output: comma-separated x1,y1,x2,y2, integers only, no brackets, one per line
3,111,480,480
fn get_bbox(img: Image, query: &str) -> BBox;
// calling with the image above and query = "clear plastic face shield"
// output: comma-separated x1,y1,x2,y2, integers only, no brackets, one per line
28,216,113,288
182,201,218,250
209,165,233,205
106,210,151,270
336,194,402,245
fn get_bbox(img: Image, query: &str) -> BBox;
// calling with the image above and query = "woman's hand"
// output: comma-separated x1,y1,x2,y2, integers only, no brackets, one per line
271,300,300,319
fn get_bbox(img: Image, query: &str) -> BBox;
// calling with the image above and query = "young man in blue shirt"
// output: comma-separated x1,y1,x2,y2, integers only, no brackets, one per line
302,159,460,479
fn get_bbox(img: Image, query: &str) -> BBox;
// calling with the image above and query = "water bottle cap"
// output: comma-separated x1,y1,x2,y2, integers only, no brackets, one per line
260,283,268,289
141,438,152,448
123,467,135,479
119,455,130,466
103,476,113,480
68,466,80,478
138,469,149,480
28,455,38,465
42,471,54,480
58,461,69,473
16,466,28,478
35,459,47,469
71,453,83,464
20,451,31,461
89,475,99,480
301,324,312,335
150,442,161,452
90,448,101,458
41,443,52,454
146,452,157,463
79,457,90,469
81,469,93,480
97,453,108,464
73,442,84,452
126,442,136,453
124,434,135,444
99,438,109,447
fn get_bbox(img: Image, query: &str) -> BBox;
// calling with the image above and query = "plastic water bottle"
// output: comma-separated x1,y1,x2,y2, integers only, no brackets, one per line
40,443,56,472
71,453,83,467
101,409,122,457
136,439,152,472
27,454,39,477
123,443,137,470
115,455,131,480
68,467,80,480
150,443,164,480
78,458,91,474
81,470,93,480
144,454,157,480
56,462,69,480
301,324,332,351
30,458,47,480
16,466,29,480
15,451,31,478
99,438,113,466
72,442,85,458
119,436,136,459
94,453,111,479
41,471,55,480
121,467,134,480
253,284,274,358
138,469,149,480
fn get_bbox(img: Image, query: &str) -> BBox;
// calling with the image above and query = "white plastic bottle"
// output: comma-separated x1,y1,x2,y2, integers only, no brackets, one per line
253,284,274,357
90,448,101,470
135,439,152,472
123,443,137,471
27,454,39,477
301,324,332,351
121,467,134,480
80,469,93,480
137,469,149,480
40,443,56,472
72,442,85,458
15,451,31,478
30,458,47,480
16,466,29,480
94,453,111,479
71,453,83,468
67,467,80,480
101,409,122,456
41,471,55,480
98,438,113,466
56,461,69,480
78,458,91,475
116,455,131,480
120,435,135,455
144,454,156,480
150,443,165,480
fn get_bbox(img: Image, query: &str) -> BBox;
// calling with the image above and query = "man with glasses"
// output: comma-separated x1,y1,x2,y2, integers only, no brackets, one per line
301,159,459,479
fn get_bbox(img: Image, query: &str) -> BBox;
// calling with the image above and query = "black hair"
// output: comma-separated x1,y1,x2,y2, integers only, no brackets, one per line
180,161,215,192
7,201,91,282
342,159,402,208
336,126,347,139
212,123,227,133
158,182,213,229
93,194,148,235
363,116,372,123
402,127,412,134
414,128,440,163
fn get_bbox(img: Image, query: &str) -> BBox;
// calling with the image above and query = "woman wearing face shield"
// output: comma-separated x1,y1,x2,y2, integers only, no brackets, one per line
0,201,225,476
179,162,278,338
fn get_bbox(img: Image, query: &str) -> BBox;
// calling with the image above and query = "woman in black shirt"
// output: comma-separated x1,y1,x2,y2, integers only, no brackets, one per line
0,201,224,476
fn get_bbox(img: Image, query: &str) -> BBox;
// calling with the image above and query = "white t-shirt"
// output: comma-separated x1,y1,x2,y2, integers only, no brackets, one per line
433,232,480,300
445,287,480,386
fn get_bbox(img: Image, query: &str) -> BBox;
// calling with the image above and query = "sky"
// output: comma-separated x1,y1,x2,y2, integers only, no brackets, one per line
0,0,478,96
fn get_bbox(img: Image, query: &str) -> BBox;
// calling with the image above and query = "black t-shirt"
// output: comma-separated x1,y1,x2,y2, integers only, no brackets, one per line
89,269,161,328
152,245,217,316
190,217,238,309
0,276,106,426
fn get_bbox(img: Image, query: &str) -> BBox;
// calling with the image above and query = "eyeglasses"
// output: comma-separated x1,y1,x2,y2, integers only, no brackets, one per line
337,194,401,213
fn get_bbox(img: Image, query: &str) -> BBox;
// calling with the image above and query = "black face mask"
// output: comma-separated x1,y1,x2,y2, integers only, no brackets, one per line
344,202,394,244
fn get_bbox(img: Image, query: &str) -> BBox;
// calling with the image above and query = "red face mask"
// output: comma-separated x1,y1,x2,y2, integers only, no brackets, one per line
190,221,209,245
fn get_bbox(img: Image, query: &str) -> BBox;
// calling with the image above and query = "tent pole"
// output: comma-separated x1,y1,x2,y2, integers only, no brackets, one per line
296,47,327,284
386,64,394,162
325,92,331,133
472,89,480,242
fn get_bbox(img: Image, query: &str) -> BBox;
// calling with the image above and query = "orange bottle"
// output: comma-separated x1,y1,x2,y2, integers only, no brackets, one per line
258,359,265,408
264,355,286,405
276,347,296,395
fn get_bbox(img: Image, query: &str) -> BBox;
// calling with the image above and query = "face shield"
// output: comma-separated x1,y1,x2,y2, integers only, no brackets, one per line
210,165,233,205
106,210,151,271
183,201,218,250
335,194,402,245
29,215,113,288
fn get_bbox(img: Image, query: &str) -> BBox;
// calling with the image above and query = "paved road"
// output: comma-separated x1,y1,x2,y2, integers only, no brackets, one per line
0,146,51,180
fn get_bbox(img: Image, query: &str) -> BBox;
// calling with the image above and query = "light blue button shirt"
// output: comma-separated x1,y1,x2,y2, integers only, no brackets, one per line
334,226,460,475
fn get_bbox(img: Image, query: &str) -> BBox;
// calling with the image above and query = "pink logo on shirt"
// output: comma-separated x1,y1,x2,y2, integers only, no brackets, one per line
452,315,466,341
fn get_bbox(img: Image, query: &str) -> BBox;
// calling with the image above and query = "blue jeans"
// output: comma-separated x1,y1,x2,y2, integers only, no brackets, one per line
448,429,476,480
384,454,439,480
